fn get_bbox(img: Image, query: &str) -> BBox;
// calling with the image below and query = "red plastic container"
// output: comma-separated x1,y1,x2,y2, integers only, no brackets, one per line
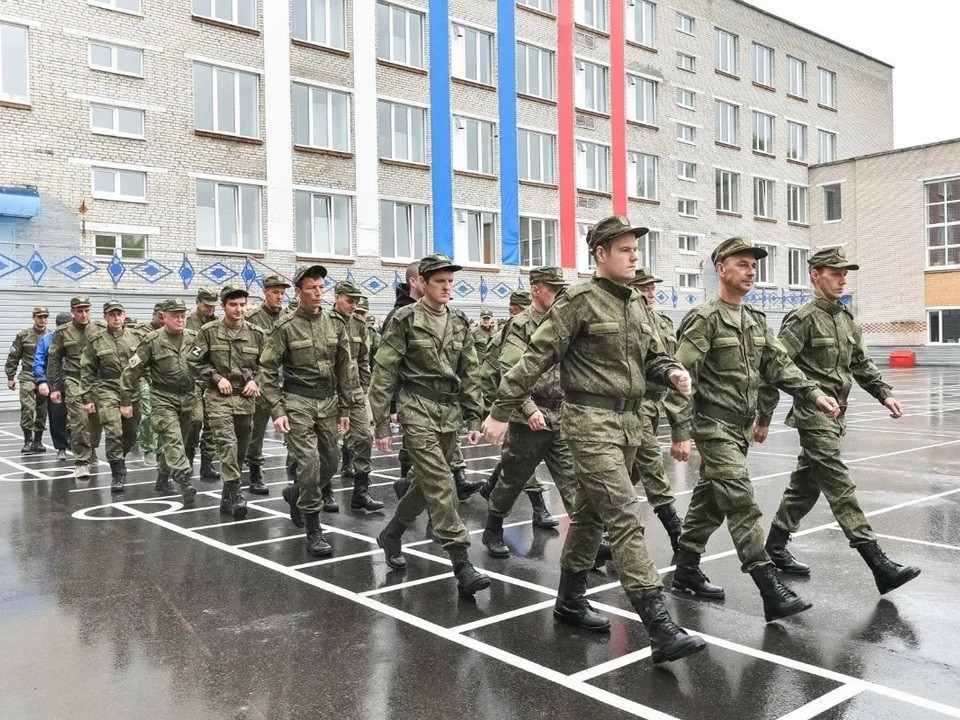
888,350,916,368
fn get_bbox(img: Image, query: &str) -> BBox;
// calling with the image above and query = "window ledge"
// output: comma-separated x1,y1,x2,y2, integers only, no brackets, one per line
629,197,661,206
291,38,350,57
625,40,657,53
517,92,557,106
197,247,265,258
715,69,740,81
380,158,430,170
715,140,741,151
90,67,144,79
574,23,610,38
517,4,556,20
754,216,777,223
626,120,659,131
195,129,264,145
454,170,497,181
575,108,610,119
752,150,776,159
577,188,612,198
295,254,354,264
787,221,810,228
577,271,594,278
677,176,696,183
381,258,424,267
92,130,147,141
678,250,699,256
787,93,808,103
519,180,559,189
92,197,148,204
818,103,837,112
191,15,260,35
0,100,32,111
452,77,497,92
377,59,428,76
752,81,775,92
294,145,354,159
823,219,842,224
787,158,809,167
716,210,742,218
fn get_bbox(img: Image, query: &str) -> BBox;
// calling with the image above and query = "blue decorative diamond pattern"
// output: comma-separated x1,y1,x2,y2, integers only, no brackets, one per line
179,255,195,289
53,254,97,281
746,292,759,304
345,269,355,283
107,253,125,286
200,262,237,285
241,258,259,289
491,282,511,299
516,278,525,290
25,251,46,285
686,293,697,305
132,259,172,284
655,290,668,304
361,276,386,295
454,280,474,297
0,253,24,281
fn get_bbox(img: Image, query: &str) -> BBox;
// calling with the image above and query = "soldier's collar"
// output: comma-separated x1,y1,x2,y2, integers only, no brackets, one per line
813,296,844,315
592,275,634,299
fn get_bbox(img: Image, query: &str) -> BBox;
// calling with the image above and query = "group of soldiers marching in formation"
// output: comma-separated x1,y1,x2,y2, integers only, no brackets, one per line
5,214,921,665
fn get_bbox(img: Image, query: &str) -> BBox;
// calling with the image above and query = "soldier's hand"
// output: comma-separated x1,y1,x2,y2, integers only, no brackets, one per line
668,370,693,397
482,416,508,445
38,382,50,397
390,413,398,424
83,402,96,415
274,415,290,434
884,397,904,419
241,380,260,397
6,379,14,390
527,410,547,431
816,395,842,419
467,429,482,445
217,377,233,395
753,425,769,443
670,440,692,462
120,405,133,419
376,435,393,452
50,390,62,404
338,416,350,435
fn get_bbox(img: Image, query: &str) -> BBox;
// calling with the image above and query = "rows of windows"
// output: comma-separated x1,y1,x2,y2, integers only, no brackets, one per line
713,102,837,163
926,178,960,268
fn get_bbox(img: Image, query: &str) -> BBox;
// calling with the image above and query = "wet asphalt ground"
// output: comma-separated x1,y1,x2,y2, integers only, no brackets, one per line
1,366,958,720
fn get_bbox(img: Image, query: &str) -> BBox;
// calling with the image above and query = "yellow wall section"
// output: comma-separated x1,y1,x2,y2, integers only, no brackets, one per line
925,271,960,307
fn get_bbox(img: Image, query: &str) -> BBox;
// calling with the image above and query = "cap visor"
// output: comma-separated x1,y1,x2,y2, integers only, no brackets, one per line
630,226,650,238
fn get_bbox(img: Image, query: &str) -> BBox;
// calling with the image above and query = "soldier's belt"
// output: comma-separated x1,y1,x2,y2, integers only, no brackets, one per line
153,382,195,394
283,381,332,399
695,400,755,427
405,382,460,405
564,391,641,412
531,395,562,411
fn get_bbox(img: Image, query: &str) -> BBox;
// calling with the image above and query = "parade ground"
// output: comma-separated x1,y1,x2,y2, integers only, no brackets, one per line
1,367,958,720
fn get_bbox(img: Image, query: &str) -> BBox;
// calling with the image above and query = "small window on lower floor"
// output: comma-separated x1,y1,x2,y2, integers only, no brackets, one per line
94,233,146,259
678,271,699,288
678,198,697,217
929,309,960,343
824,183,842,221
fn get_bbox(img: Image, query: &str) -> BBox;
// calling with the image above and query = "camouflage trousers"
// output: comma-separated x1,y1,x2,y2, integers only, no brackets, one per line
629,401,675,508
137,378,158,455
344,400,373,475
65,377,102,467
245,397,272,467
205,394,254,485
153,390,199,477
489,422,573,519
773,427,876,546
678,435,769,573
97,388,140,461
191,392,217,456
394,426,470,547
565,440,662,599
18,379,47,432
284,393,339,514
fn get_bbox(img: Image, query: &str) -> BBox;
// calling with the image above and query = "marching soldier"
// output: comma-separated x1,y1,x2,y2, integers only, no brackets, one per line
472,308,496,366
355,297,380,357
5,307,49,453
136,302,166,468
187,287,221,481
34,311,72,461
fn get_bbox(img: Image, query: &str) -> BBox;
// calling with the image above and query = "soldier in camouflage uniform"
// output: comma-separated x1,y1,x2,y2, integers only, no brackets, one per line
48,297,103,479
120,298,201,505
191,285,267,521
5,306,49,453
187,287,221,481
80,300,141,492
756,247,920,595
244,274,291,495
260,265,360,557
485,217,704,664
472,308,496,367
136,302,166,468
355,297,380,357
372,254,490,598
665,237,841,623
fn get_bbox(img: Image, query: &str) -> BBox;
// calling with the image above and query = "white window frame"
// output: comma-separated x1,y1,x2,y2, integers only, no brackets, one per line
93,232,147,259
627,74,656,125
676,122,695,144
376,2,425,68
91,167,147,202
577,221,596,272
678,198,697,217
377,99,427,163
678,270,699,288
294,190,351,257
823,183,842,222
752,110,773,154
639,230,659,274
90,103,146,139
678,234,698,254
927,308,960,344
192,0,257,29
380,199,429,260
787,55,805,98
197,179,262,251
90,0,143,14
576,140,610,193
628,152,658,200
194,62,260,139
752,42,773,86
715,168,740,213
452,23,494,85
714,28,738,75
819,67,836,108
819,129,837,163
576,59,608,113
576,0,607,32
89,40,143,77
753,177,774,219
519,216,557,267
518,128,556,184
676,12,694,34
0,22,30,104
676,87,695,109
925,178,960,269
454,115,495,175
787,183,808,224
455,208,498,265
292,82,351,151
519,0,555,14
516,42,555,100
715,99,738,145
627,0,655,47
678,160,696,181
788,247,808,287
787,120,807,162
677,52,695,73
755,244,776,286
292,0,347,50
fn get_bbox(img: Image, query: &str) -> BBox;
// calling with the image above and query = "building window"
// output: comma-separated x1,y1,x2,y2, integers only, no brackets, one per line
756,245,775,285
819,130,836,163
928,309,960,343
516,43,554,100
0,22,29,104
676,12,694,34
381,200,428,259
627,0,655,47
679,271,699,288
752,42,773,86
677,122,695,144
292,0,346,49
677,52,695,73
787,55,805,97
823,184,841,221
678,234,698,253
754,177,774,219
752,110,773,154
627,75,656,125
787,183,808,223
194,63,260,138
91,167,146,202
715,28,738,75
678,160,696,181
292,83,350,151
89,41,143,77
454,116,495,175
452,24,493,85
519,0,554,12
576,0,607,31
640,230,659,273
925,178,960,267
377,100,426,163
294,191,350,256
576,59,608,113
676,87,695,109
628,152,658,200
376,2,424,68
456,209,497,264
715,100,738,145
90,104,145,138
678,198,697,217
197,180,262,250
577,221,596,271
715,169,740,213
819,67,836,107
787,121,806,162
519,217,557,267
192,0,257,29
91,0,142,12
94,233,146,259
576,141,610,192
788,247,808,286
518,129,556,183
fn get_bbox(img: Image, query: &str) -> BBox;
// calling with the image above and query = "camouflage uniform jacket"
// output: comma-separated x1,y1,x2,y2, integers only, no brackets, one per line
48,322,102,385
366,324,381,359
80,327,141,403
334,310,372,391
479,320,511,408
757,297,892,432
665,296,825,443
259,306,360,421
496,307,564,426
190,319,266,414
472,324,496,366
368,300,483,438
491,276,684,446
119,329,200,406
5,326,47,382
247,305,284,334
186,310,215,333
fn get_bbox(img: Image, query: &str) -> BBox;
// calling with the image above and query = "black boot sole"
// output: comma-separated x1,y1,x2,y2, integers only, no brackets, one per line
764,598,812,622
552,608,611,631
110,484,125,494
282,487,305,528
651,635,707,664
322,503,340,513
672,579,726,600
307,542,333,558
533,514,560,529
248,485,270,496
877,567,921,595
457,575,491,597
350,500,385,512
181,486,197,506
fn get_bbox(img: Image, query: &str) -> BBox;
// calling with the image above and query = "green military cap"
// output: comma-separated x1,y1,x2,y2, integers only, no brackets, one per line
124,317,137,326
630,267,663,286
418,253,462,277
808,246,860,270
335,280,363,297
32,306,49,317
162,298,187,313
479,307,493,318
70,296,92,309
365,314,377,325
509,291,532,307
153,301,165,312
103,300,124,313
263,274,291,289
711,237,768,265
196,287,219,305
220,284,249,302
356,297,370,314
586,215,649,250
293,264,327,286
528,266,568,286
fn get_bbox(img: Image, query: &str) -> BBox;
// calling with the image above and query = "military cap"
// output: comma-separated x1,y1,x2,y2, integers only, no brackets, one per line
334,280,363,297
70,296,92,309
630,267,663,286
162,298,187,313
196,287,219,305
586,215,649,250
293,264,328,286
365,314,377,325
32,306,49,317
529,266,568,286
262,274,291,289
808,246,859,270
288,297,301,310
220,284,249,302
479,307,493,318
124,317,138,326
509,291,532,308
153,301,165,312
418,253,462,277
711,237,768,265
356,297,370,314
102,300,124,313
55,312,72,327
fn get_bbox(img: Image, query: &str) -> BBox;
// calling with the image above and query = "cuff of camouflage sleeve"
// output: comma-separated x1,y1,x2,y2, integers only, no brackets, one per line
807,388,826,404
756,414,773,427
375,422,391,438
876,389,894,403
271,407,286,421
519,398,539,420
671,425,692,442
490,402,513,423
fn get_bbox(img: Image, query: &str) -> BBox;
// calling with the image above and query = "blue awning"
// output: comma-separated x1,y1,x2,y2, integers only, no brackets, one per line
0,187,42,219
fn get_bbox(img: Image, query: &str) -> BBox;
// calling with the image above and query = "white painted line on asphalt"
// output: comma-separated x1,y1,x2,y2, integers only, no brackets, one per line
0,454,53,479
359,572,455,596
289,548,381,569
451,599,556,634
567,647,654,682
192,514,281,531
775,685,863,720
234,532,304,548
856,531,960,553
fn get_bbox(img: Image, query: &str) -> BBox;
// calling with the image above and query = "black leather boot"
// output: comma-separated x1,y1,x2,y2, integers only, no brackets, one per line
340,445,355,477
750,563,812,622
109,459,126,493
377,518,407,570
200,452,221,481
593,536,613,569
31,430,46,453
282,483,304,528
447,545,490,597
479,462,501,500
176,471,197,507
219,481,248,521
672,550,725,599
351,472,384,512
321,484,339,513
857,541,921,595
154,472,175,494
482,514,510,558
632,592,706,664
654,504,683,554
528,491,559,528
554,568,611,630
765,523,810,575
303,512,332,557
394,455,412,499
453,468,483,501
286,461,297,484
247,463,269,495
20,429,33,454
